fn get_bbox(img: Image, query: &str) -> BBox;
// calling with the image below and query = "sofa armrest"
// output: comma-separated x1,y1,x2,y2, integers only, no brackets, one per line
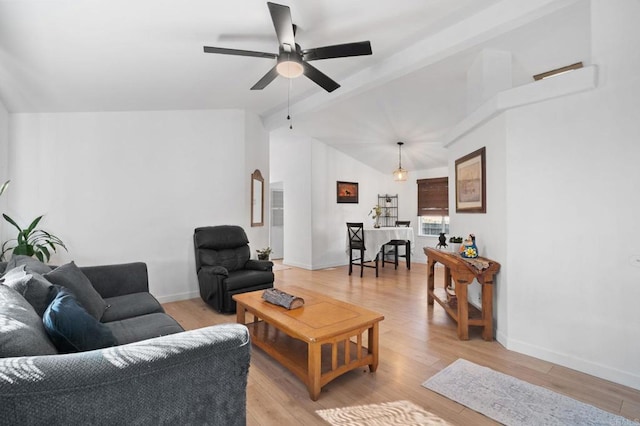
245,259,274,271
80,262,149,298
0,324,250,426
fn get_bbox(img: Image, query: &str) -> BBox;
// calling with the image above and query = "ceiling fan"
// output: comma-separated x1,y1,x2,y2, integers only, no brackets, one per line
203,2,372,93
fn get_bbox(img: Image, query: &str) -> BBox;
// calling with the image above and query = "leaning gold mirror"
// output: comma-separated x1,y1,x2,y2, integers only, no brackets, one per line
251,169,264,227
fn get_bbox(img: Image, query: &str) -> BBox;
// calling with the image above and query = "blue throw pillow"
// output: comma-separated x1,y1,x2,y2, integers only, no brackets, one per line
42,285,117,353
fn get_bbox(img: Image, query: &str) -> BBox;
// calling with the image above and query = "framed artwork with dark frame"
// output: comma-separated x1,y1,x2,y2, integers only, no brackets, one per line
336,181,359,204
455,147,486,213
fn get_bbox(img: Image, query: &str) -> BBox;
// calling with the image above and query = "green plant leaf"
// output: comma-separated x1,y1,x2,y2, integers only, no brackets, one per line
0,180,9,197
25,216,43,234
2,214,23,233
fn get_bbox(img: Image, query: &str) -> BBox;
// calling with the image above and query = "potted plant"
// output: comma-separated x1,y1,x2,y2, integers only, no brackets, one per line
0,180,67,262
369,205,382,228
256,247,272,260
448,236,463,253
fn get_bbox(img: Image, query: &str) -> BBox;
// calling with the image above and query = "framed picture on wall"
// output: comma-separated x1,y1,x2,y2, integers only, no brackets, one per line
455,147,486,213
336,181,359,203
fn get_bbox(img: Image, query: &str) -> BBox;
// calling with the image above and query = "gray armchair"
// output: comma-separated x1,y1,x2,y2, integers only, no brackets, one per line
194,225,274,313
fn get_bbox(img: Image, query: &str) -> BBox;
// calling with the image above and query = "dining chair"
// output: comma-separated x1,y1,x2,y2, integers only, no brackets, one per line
347,222,379,277
382,220,411,270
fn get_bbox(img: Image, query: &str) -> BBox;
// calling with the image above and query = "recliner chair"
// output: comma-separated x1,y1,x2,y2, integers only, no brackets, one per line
194,225,274,313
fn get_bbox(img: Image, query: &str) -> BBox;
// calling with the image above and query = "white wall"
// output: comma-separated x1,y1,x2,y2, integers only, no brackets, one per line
444,0,640,390
270,135,313,269
502,0,640,390
7,109,268,303
271,134,410,269
244,111,271,254
0,99,8,244
447,114,509,333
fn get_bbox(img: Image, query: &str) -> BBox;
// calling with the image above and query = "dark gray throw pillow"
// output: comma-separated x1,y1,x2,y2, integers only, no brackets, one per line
4,254,52,275
45,261,108,320
0,284,58,357
1,266,53,317
42,285,117,353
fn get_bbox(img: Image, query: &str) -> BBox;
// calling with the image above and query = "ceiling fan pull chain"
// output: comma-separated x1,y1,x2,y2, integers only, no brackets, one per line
287,77,293,129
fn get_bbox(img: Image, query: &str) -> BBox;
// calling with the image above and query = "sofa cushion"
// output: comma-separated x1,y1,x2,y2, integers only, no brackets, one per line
105,313,184,345
45,261,108,320
1,266,53,317
42,286,117,353
3,255,52,275
0,284,58,357
101,292,165,323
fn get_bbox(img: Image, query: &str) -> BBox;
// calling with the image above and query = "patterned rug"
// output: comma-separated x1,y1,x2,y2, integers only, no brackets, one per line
316,400,452,425
423,358,637,426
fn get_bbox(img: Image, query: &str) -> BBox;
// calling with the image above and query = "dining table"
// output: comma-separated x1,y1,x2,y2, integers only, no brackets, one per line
347,226,415,262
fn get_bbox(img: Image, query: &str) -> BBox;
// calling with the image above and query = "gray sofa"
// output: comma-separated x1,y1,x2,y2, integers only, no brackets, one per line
0,259,250,425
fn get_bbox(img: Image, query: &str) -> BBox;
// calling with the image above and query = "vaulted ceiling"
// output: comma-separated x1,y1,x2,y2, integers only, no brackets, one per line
0,0,590,171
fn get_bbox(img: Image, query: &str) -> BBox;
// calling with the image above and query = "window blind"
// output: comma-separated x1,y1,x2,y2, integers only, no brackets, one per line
417,177,449,216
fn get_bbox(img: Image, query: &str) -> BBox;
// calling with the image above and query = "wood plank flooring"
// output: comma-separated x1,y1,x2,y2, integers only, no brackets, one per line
163,262,640,425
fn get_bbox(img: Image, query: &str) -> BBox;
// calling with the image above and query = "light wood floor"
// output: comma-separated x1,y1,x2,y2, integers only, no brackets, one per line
163,262,640,425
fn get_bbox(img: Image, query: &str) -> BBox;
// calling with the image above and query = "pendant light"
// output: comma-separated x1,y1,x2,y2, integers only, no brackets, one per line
393,142,408,181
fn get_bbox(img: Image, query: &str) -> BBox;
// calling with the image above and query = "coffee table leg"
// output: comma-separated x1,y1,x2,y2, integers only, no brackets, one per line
368,323,379,372
236,304,246,325
308,342,322,401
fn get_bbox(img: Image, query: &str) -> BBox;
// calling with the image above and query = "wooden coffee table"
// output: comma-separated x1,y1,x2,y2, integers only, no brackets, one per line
233,286,384,400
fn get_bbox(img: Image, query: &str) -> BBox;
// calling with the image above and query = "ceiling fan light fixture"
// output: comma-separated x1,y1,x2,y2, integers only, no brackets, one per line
276,59,304,78
393,141,408,182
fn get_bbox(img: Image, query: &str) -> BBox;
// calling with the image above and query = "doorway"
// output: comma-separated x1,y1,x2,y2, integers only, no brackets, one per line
270,183,284,260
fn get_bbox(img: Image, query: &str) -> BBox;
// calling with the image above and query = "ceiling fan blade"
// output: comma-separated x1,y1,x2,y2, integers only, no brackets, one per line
302,41,372,61
302,62,340,93
250,66,279,90
203,46,277,59
267,2,295,48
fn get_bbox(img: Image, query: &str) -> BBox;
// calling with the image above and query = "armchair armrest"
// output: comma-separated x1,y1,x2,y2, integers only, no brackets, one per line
197,266,229,311
246,259,274,271
0,324,250,426
200,265,229,277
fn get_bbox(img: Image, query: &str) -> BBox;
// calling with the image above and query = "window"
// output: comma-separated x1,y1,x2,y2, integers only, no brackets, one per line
417,177,449,236
419,216,449,236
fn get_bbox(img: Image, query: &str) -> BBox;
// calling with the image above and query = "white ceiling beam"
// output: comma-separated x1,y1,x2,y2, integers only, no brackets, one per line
262,0,584,131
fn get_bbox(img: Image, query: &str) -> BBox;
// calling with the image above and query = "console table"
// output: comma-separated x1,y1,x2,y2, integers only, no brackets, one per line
424,247,500,341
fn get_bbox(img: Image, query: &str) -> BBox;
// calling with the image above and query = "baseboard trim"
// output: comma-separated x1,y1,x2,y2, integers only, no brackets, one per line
156,291,199,304
504,335,640,391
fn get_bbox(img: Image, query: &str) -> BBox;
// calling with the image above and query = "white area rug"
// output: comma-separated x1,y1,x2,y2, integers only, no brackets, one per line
316,400,451,426
423,358,636,426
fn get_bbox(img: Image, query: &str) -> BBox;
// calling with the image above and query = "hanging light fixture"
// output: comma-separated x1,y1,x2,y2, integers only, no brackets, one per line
393,142,408,181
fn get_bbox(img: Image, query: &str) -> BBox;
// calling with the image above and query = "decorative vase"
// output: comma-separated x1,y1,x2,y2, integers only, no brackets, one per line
460,234,478,258
374,216,380,228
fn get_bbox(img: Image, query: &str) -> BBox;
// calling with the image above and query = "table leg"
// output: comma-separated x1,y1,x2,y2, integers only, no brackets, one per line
427,258,435,304
236,304,246,325
444,266,451,291
481,283,494,341
368,323,379,372
308,342,322,401
454,280,469,340
405,241,411,270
